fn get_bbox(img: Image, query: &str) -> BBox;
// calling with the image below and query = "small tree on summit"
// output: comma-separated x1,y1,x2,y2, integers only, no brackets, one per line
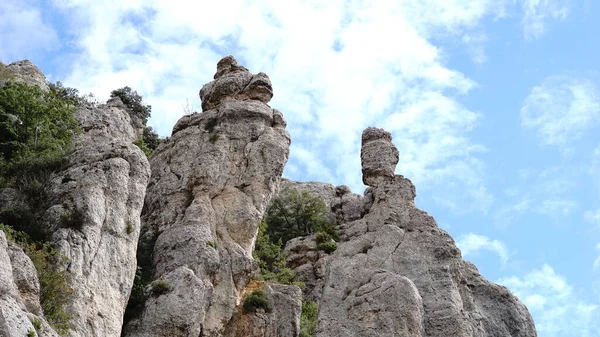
110,86,151,124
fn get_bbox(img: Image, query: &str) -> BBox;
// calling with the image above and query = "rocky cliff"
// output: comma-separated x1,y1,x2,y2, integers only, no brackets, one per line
122,56,293,337
0,60,150,336
0,57,536,337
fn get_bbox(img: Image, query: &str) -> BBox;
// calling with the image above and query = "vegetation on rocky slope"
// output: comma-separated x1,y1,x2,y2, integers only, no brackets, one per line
254,186,338,335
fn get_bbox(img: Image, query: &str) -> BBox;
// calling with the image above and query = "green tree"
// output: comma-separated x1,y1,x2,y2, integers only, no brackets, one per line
110,86,151,124
264,185,331,245
253,221,295,284
0,81,78,171
142,126,161,150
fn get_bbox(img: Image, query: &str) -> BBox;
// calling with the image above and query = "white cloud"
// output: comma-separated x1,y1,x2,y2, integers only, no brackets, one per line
594,243,600,272
495,166,580,226
27,0,514,212
457,233,509,264
499,265,599,337
521,76,600,151
0,0,59,62
521,0,570,40
585,209,600,227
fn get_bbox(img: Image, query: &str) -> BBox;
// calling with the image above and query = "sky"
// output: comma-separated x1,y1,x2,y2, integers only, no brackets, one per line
1,0,599,335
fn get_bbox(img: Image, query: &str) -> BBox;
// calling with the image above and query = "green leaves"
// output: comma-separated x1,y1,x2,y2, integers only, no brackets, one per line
0,225,74,336
110,86,151,124
0,81,79,185
264,185,330,245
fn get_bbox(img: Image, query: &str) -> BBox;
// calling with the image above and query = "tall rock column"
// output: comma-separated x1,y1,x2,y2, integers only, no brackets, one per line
125,56,290,337
315,127,536,337
44,97,151,336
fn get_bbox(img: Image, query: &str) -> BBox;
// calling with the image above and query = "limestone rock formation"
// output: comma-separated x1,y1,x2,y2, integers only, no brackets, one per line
41,97,150,336
0,60,150,337
0,60,49,91
124,56,293,337
224,281,302,337
292,127,538,337
0,232,59,337
0,58,537,337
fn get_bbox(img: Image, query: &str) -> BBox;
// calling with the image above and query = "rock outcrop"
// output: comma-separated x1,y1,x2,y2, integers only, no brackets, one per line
124,56,294,336
0,60,150,337
0,232,59,337
285,127,537,337
43,98,150,337
0,58,537,337
223,281,302,337
0,60,49,91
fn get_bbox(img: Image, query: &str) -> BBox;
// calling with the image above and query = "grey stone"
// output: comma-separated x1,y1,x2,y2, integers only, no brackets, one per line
199,55,274,111
0,232,59,337
43,99,150,337
313,127,537,337
0,60,49,91
224,282,302,337
126,56,290,337
361,127,399,186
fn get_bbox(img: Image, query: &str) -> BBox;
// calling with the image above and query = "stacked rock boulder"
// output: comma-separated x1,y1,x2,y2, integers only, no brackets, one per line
287,127,537,337
123,56,295,336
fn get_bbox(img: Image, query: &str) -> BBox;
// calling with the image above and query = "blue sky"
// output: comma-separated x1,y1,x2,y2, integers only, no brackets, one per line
1,1,599,336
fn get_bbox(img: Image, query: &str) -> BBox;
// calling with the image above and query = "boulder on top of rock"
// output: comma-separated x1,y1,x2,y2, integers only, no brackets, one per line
360,127,399,187
200,55,274,111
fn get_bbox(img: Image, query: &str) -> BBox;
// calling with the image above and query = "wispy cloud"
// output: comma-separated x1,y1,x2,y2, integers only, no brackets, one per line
0,0,58,61
521,75,600,151
585,209,600,227
495,166,580,226
18,0,513,213
594,243,600,271
521,0,570,40
457,233,510,264
499,264,599,337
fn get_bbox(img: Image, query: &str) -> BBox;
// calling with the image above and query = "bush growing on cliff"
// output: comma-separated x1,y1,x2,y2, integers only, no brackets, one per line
0,224,74,336
110,86,151,124
253,220,296,285
0,81,79,183
299,300,318,337
264,186,331,245
243,289,272,314
150,280,171,296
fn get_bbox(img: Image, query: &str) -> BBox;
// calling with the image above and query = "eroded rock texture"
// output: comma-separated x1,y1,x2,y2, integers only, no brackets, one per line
43,98,151,337
286,127,537,337
0,60,49,91
124,56,292,337
0,232,59,337
224,281,302,337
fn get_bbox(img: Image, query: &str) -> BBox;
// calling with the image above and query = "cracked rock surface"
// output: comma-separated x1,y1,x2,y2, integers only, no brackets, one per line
44,98,151,337
124,56,292,337
285,128,537,337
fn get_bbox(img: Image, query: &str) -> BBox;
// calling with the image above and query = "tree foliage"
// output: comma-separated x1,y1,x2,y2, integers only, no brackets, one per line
110,86,151,124
299,300,318,337
0,81,78,172
253,221,295,284
264,185,331,246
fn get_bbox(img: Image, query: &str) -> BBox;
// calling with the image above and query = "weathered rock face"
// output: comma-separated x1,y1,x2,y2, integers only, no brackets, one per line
42,98,150,337
124,56,292,337
0,60,150,337
224,281,302,337
0,232,59,337
0,60,49,91
304,127,537,337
